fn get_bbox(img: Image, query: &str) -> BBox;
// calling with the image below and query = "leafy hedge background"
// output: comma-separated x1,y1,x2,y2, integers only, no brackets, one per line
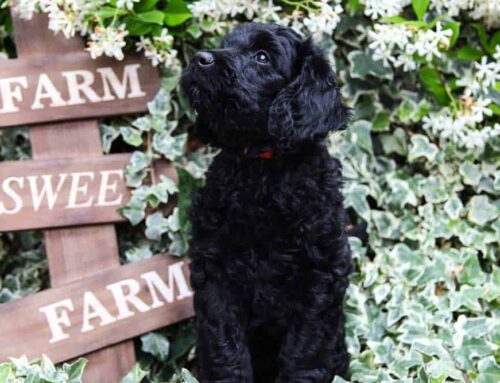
0,0,499,382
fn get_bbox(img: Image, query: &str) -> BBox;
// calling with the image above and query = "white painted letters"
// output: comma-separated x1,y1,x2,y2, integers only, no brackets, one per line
0,76,28,113
0,177,24,214
142,262,193,309
39,299,75,343
98,65,146,101
0,64,147,115
38,263,192,344
31,73,67,110
81,291,116,333
96,170,123,207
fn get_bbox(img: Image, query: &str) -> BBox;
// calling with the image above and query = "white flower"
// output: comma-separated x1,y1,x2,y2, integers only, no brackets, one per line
361,0,409,20
12,0,38,20
392,53,418,71
116,0,139,10
254,0,282,23
469,97,493,123
154,28,174,46
86,24,128,60
470,0,500,29
456,70,482,97
474,56,500,88
431,0,471,17
494,45,500,61
423,98,496,151
406,22,452,61
303,0,343,40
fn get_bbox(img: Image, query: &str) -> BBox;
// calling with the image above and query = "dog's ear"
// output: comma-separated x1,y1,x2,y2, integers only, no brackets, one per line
268,39,349,149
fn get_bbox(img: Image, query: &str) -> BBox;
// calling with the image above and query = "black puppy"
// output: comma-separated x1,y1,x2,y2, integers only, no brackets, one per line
181,23,352,383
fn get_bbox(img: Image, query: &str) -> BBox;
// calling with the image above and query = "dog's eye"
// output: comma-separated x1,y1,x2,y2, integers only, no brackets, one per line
254,51,269,64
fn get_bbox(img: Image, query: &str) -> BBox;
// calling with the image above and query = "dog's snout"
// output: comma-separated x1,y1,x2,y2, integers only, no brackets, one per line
195,51,215,67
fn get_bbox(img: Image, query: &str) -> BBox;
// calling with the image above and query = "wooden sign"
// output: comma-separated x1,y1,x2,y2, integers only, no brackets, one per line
0,254,194,364
0,155,176,231
0,10,189,381
0,52,160,128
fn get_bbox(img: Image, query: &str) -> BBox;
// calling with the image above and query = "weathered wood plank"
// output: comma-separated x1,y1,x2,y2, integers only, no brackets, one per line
0,154,177,232
10,12,139,381
0,52,159,128
0,255,194,364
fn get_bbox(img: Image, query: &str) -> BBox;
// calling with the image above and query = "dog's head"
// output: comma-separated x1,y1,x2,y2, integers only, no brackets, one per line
181,23,348,150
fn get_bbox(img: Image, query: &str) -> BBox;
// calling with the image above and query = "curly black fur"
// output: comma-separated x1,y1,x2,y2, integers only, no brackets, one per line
181,23,353,383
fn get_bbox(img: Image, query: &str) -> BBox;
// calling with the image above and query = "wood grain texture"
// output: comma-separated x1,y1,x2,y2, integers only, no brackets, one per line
10,12,138,382
0,52,159,128
0,154,177,232
0,255,194,364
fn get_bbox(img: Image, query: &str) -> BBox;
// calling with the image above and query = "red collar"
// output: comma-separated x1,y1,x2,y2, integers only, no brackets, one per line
255,149,274,159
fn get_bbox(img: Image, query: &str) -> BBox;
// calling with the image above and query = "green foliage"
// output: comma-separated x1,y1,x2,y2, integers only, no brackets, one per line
0,356,87,383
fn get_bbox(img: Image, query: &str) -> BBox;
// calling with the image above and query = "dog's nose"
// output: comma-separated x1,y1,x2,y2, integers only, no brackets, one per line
195,51,215,67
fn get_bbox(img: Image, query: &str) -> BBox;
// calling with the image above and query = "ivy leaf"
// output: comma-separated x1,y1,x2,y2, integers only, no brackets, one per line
145,212,169,240
62,358,87,383
348,50,393,80
121,193,147,225
444,195,463,220
372,111,391,132
412,338,449,359
344,183,371,220
141,332,170,362
452,336,495,371
148,89,171,118
349,120,373,154
409,134,438,162
153,132,187,161
121,364,148,383
120,127,143,147
477,357,500,383
128,151,151,173
181,368,199,383
467,196,499,226
125,243,153,263
164,0,193,27
459,162,481,186
418,67,450,106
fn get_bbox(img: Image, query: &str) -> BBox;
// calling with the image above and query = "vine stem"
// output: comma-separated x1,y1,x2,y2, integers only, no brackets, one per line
432,61,458,114
147,130,157,185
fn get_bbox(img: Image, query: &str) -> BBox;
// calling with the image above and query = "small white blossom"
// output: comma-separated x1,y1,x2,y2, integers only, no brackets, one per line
303,0,343,40
254,0,282,23
116,0,139,10
474,56,500,88
87,24,128,60
431,0,471,17
12,0,38,20
431,0,500,29
361,0,409,20
406,22,452,61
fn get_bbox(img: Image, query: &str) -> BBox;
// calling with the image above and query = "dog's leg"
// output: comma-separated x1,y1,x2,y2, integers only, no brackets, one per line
194,282,253,383
275,243,351,383
275,296,349,382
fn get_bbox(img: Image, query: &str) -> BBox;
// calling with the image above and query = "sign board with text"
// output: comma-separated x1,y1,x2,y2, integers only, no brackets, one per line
0,255,194,363
0,11,195,382
0,155,177,231
0,53,160,128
